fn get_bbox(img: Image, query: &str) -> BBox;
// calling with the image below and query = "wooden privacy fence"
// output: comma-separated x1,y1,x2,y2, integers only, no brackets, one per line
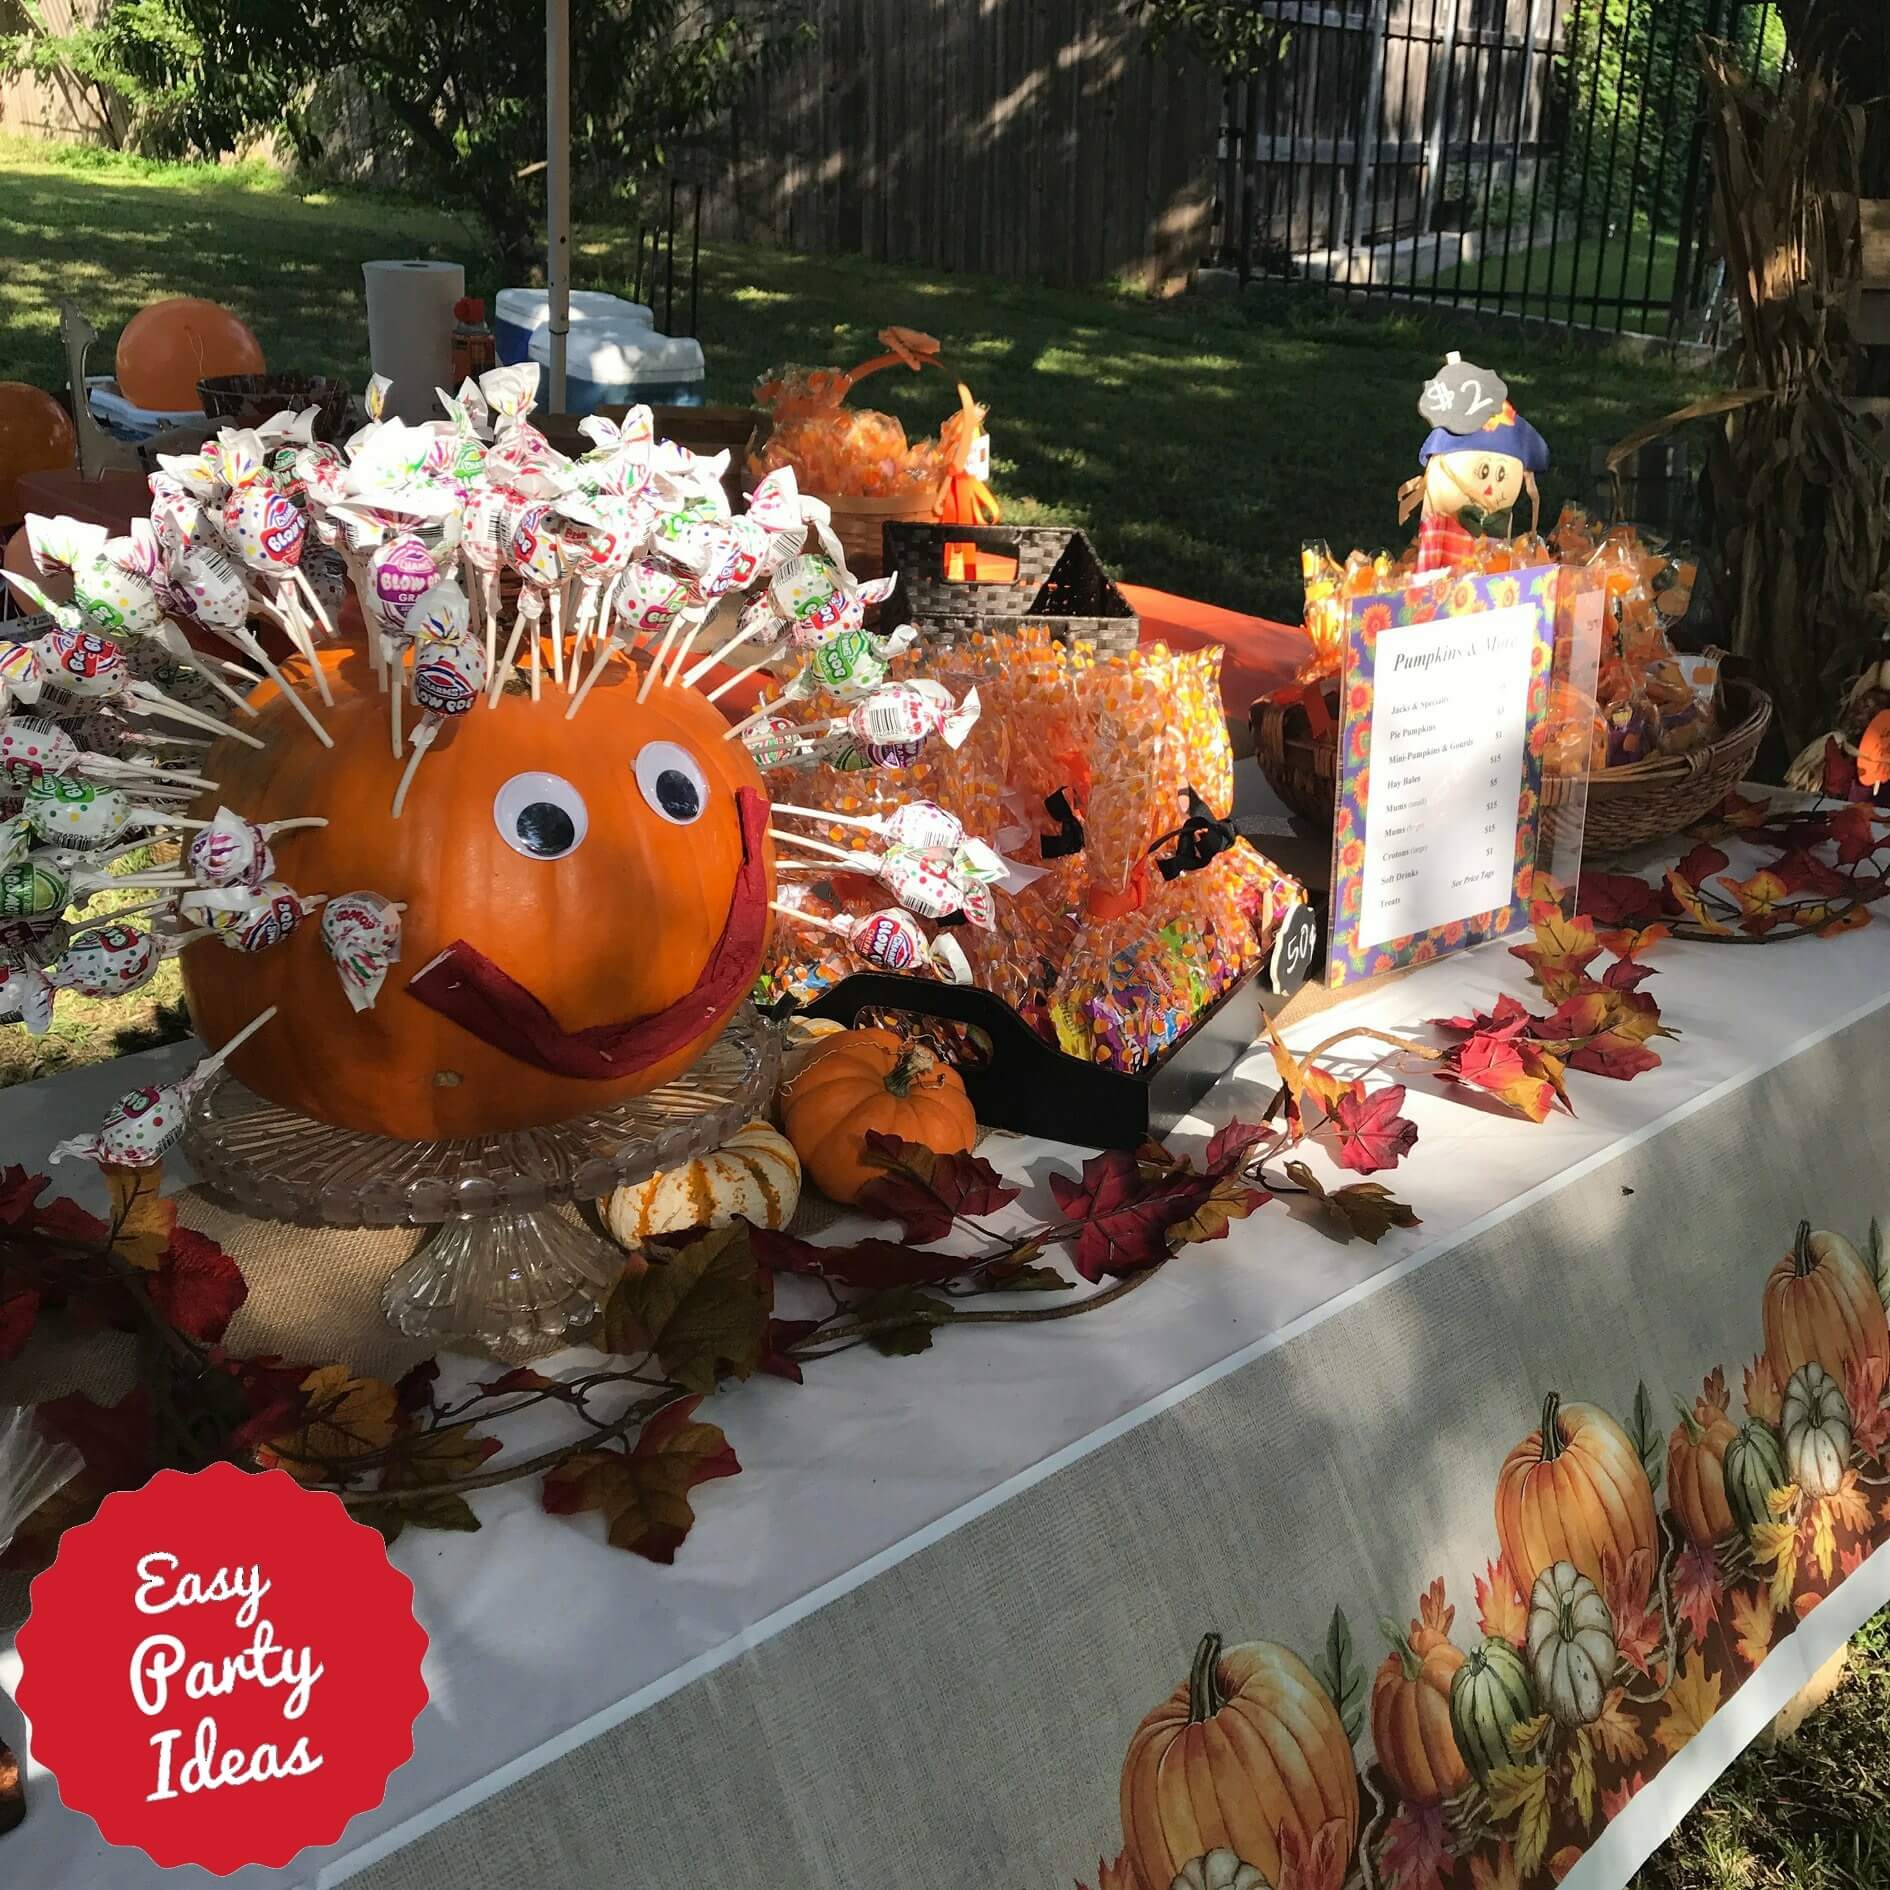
701,0,1221,288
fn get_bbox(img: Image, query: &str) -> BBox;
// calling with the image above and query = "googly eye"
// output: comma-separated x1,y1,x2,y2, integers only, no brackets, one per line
633,742,709,826
494,772,588,860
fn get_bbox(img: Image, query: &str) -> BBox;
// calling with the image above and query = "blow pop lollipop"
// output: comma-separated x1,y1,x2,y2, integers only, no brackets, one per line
768,900,972,982
176,881,324,952
0,962,54,1033
217,428,336,703
771,797,970,853
563,554,694,719
20,777,209,853
771,828,1003,928
499,503,567,694
185,804,330,890
391,579,486,817
49,1007,278,1167
0,851,193,923
366,530,445,755
48,919,181,1000
0,717,215,796
26,624,263,750
321,891,404,1011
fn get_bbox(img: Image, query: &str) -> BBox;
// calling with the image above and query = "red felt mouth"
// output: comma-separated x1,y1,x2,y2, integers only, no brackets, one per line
404,787,771,1080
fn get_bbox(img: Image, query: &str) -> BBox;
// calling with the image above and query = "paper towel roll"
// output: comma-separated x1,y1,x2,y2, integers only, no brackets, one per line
363,260,465,424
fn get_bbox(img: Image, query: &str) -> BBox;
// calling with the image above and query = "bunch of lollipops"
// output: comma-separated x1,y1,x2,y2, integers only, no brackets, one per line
3,364,1016,1166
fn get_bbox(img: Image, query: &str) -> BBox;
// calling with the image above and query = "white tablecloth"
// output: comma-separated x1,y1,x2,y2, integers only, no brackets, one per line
4,819,1889,1890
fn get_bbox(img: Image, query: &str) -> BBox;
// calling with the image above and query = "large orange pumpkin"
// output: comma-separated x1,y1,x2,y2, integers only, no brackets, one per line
1763,1221,1890,1391
777,1026,976,1203
1370,1622,1468,1805
183,641,774,1139
1666,1399,1737,1548
1495,1392,1658,1607
1120,1632,1359,1890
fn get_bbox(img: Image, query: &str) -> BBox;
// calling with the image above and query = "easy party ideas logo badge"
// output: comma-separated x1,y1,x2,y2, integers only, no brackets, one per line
15,1461,427,1872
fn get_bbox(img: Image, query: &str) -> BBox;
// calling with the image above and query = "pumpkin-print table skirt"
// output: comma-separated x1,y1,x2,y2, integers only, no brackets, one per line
4,906,1890,1890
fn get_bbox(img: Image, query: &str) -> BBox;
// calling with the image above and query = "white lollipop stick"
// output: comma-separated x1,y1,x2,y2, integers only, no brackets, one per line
547,587,565,686
389,721,442,819
722,692,785,742
272,585,334,707
563,632,623,721
212,629,332,748
70,895,178,932
481,571,502,683
638,618,684,703
121,683,265,750
196,1005,280,1078
703,643,784,703
290,564,339,641
490,613,530,707
686,619,774,690
163,928,214,950
666,614,707,687
118,733,213,752
767,826,856,861
260,816,329,839
387,640,406,757
153,626,259,719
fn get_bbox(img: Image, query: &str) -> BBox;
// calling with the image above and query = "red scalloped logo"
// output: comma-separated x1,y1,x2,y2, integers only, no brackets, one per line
15,1461,428,1873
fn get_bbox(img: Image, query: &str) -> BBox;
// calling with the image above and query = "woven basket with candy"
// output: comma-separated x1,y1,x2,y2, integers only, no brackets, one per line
736,618,1304,1080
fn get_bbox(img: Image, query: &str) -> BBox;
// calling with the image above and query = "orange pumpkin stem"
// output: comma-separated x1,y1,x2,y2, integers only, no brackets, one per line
1792,1219,1815,1278
1186,1632,1226,1723
1536,1391,1566,1465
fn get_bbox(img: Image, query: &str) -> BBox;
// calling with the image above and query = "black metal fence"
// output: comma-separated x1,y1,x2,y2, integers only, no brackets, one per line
1213,0,1783,337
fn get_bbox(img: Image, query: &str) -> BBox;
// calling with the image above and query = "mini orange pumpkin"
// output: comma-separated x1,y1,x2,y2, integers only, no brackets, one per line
1666,1398,1737,1548
1370,1620,1468,1805
777,1026,975,1203
184,641,774,1140
1763,1220,1890,1391
1495,1391,1658,1606
1120,1632,1359,1890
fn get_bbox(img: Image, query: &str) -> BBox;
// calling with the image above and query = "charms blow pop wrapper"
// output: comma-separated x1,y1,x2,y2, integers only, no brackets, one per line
392,579,486,816
840,680,980,750
49,1007,278,1167
185,805,329,889
321,891,404,1011
769,898,972,982
49,920,168,999
177,881,324,953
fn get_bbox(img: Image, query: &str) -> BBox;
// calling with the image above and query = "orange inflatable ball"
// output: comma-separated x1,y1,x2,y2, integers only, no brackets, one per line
115,297,265,414
0,381,77,528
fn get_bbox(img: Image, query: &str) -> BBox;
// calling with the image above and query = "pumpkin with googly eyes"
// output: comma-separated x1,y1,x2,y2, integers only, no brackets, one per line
181,642,774,1139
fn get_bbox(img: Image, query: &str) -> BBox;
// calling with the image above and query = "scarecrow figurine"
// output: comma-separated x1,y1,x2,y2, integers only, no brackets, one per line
1399,352,1549,571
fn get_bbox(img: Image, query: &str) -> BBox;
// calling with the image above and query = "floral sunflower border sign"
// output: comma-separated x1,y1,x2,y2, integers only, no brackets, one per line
1327,566,1558,987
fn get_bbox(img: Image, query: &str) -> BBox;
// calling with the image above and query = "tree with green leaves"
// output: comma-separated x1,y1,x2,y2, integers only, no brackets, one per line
3,0,811,283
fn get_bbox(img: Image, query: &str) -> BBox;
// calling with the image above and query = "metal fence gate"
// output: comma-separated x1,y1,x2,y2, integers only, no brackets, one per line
1212,0,1783,337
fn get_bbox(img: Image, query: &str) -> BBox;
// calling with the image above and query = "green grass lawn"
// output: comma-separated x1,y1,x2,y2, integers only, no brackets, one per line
0,139,1716,628
1429,226,1685,337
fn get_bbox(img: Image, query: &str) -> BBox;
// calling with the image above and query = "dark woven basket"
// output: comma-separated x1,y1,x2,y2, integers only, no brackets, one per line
1251,686,1340,822
198,373,353,442
883,523,1139,654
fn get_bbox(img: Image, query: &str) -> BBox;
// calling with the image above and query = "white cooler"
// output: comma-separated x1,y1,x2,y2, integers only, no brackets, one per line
527,321,705,416
494,288,656,367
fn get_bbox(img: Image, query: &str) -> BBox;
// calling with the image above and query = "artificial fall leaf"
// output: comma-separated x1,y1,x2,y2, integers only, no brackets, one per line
1477,1554,1529,1647
1717,868,1792,934
1377,1800,1450,1890
1438,1031,1563,1123
539,1394,739,1563
1048,1148,1210,1281
1664,870,1731,936
1508,905,1603,990
1302,1066,1353,1120
1715,790,1775,833
1265,1019,1309,1132
1484,1764,1551,1876
1275,1818,1348,1890
855,1134,1019,1245
1600,1771,1649,1823
1827,1468,1874,1534
1433,992,1536,1035
1730,1587,1774,1667
1597,921,1670,960
257,1367,400,1482
853,1284,952,1355
1810,1503,1838,1582
101,1163,175,1272
1165,1173,1270,1247
1416,1575,1454,1640
1828,801,1879,865
1588,1687,1646,1765
1284,1162,1420,1244
0,1289,38,1364
1204,1118,1269,1173
1602,958,1659,993
1568,1727,1598,1828
1674,1541,1724,1641
1577,870,1664,927
1328,1084,1419,1175
1744,1354,1782,1425
756,1316,821,1381
1675,841,1731,886
1817,904,1873,938
394,1358,440,1414
1468,1844,1525,1890
222,1354,323,1451
1654,1649,1722,1756
144,1226,246,1344
478,1365,553,1396
375,1421,502,1535
600,1223,766,1392
1749,1518,1799,1611
32,1386,153,1490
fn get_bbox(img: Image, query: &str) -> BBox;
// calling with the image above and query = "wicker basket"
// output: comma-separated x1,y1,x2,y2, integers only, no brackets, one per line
1254,676,1774,854
198,373,353,441
883,522,1140,656
1546,677,1772,854
1251,686,1340,823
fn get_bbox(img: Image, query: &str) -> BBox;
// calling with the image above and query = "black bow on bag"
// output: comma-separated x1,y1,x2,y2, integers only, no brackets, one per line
1040,787,1086,860
1151,788,1238,881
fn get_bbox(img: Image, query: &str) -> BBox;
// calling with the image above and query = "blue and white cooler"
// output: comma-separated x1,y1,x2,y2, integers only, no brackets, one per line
527,321,706,416
493,289,655,367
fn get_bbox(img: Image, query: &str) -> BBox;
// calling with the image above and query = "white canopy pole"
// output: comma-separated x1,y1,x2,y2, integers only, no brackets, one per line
546,0,571,413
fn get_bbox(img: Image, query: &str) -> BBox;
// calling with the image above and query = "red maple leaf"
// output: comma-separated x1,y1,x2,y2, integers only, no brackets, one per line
394,1358,440,1414
749,1226,969,1292
1675,841,1731,887
144,1225,248,1344
34,1386,155,1490
0,1290,38,1364
1204,1118,1269,1173
1673,1541,1724,1641
1276,1818,1348,1890
1770,848,1848,897
854,1134,1020,1244
0,1165,47,1230
1827,802,1879,866
1433,992,1536,1036
224,1355,325,1451
1475,1554,1528,1647
1603,958,1659,992
1327,1084,1418,1174
1845,1353,1890,1460
1377,1799,1450,1890
1438,1029,1566,1122
1600,1547,1663,1678
33,1195,108,1247
757,1317,821,1383
1714,790,1775,833
1840,1541,1869,1579
1577,870,1664,927
1047,1148,1208,1282
1821,738,1863,801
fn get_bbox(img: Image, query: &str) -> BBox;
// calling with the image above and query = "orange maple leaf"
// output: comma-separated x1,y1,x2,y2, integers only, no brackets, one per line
1588,1686,1646,1765
1600,1771,1649,1823
1468,1843,1524,1890
1730,1586,1773,1667
1276,1818,1348,1890
1716,868,1791,931
1826,1467,1874,1534
1549,1846,1587,1884
1477,1555,1529,1647
1844,1355,1890,1461
1601,1546,1662,1677
1415,1575,1454,1642
1744,1354,1782,1426
1698,1364,1730,1417
1597,922,1670,961
1664,870,1730,935
1654,1649,1722,1755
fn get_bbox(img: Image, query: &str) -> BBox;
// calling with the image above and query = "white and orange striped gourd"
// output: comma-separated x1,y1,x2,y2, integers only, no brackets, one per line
601,1119,801,1250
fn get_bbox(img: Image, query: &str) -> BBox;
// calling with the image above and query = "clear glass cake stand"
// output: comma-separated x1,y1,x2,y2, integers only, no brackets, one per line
182,1006,779,1352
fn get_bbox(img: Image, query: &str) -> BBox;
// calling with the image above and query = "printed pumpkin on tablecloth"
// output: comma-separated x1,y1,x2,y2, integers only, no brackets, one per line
1762,1220,1890,1390
183,643,776,1140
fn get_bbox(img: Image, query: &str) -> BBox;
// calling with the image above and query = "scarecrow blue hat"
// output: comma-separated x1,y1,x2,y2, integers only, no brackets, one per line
1418,401,1549,473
